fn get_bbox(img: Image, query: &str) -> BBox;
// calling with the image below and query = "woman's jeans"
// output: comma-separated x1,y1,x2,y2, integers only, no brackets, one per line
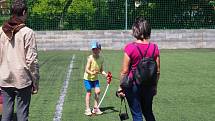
124,84,156,121
1,86,32,121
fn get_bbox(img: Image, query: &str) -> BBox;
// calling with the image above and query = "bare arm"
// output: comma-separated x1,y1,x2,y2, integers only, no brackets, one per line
117,53,131,97
120,53,130,78
156,56,160,82
118,53,130,89
100,63,107,77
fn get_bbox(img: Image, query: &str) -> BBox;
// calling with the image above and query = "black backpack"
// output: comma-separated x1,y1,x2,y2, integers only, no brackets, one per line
133,43,157,86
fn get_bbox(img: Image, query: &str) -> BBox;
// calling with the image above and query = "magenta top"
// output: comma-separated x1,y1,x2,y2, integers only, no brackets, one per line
124,41,160,78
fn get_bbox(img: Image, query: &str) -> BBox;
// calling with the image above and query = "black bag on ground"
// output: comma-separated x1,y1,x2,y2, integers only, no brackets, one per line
134,43,157,86
119,98,129,121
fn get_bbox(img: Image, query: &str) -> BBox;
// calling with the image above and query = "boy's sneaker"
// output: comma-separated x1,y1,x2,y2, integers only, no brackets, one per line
92,107,103,115
84,108,92,116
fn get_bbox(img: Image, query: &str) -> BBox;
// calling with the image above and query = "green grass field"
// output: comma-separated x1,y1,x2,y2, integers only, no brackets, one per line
27,49,215,121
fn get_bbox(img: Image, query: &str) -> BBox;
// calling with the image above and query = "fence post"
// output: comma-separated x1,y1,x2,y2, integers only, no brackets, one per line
125,0,128,30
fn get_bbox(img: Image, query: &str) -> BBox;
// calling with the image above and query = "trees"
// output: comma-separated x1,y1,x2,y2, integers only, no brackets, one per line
66,0,95,30
21,0,215,30
29,0,67,30
28,0,95,30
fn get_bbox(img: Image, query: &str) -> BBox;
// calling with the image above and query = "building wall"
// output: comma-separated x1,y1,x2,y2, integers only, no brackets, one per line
35,29,215,50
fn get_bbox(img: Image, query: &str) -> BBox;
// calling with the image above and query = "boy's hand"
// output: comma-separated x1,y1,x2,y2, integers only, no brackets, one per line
91,70,99,75
101,71,107,77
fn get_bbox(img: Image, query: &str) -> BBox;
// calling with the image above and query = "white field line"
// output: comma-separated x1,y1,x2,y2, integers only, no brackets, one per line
53,55,75,121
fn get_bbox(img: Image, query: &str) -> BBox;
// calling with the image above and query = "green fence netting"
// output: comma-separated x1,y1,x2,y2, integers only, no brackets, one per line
0,0,215,30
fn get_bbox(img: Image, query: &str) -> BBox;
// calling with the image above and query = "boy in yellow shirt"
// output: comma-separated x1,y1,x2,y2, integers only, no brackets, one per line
83,41,107,116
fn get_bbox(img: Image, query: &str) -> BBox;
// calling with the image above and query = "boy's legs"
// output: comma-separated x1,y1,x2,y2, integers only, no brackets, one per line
16,86,32,121
84,80,93,115
84,80,102,115
94,87,100,108
1,87,16,121
84,80,92,109
93,80,100,108
84,91,92,116
92,80,103,114
85,91,91,110
93,87,103,114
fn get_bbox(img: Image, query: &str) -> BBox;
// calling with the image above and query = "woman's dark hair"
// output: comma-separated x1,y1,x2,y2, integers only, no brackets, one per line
11,0,27,16
132,16,151,40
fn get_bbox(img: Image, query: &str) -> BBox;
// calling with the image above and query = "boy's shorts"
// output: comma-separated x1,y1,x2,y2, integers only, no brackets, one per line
84,80,100,91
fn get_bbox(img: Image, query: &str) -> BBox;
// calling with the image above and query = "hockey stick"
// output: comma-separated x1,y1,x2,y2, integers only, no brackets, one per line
97,72,112,108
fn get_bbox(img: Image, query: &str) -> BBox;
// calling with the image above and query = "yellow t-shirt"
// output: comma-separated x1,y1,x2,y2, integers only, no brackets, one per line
83,55,104,81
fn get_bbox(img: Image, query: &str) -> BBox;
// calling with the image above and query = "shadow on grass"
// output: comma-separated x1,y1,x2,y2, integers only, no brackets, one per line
0,113,17,121
100,106,119,114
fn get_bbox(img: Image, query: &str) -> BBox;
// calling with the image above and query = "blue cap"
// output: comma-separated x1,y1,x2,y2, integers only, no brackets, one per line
91,41,101,49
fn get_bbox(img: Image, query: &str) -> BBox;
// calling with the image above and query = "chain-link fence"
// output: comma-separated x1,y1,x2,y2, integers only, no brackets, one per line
1,0,215,30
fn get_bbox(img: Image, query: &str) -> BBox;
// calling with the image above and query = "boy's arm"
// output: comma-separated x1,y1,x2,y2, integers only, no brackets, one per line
100,56,107,76
100,64,107,77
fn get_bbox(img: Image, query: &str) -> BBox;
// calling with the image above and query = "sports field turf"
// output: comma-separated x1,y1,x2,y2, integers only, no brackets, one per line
22,49,215,121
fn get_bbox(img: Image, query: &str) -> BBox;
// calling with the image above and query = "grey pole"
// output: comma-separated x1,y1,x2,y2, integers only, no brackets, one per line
125,0,128,30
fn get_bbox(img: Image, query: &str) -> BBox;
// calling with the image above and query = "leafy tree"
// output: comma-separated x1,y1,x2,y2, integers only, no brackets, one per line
92,0,109,30
59,0,73,29
135,0,214,29
66,0,95,30
106,0,125,29
29,0,65,30
28,0,95,30
5,0,212,30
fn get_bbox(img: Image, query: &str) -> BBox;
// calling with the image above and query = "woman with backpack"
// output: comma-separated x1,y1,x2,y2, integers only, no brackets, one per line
117,17,160,121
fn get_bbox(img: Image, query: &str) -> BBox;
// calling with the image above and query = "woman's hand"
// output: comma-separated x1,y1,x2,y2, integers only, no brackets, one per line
116,87,125,98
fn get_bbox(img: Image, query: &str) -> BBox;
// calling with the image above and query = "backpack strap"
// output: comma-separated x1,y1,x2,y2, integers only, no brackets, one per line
134,42,151,59
143,43,151,57
134,42,156,59
151,44,156,58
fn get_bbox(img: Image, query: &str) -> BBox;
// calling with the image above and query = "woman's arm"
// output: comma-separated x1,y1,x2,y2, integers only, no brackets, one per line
117,53,131,97
156,56,160,81
120,53,130,77
118,53,130,88
152,56,160,96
